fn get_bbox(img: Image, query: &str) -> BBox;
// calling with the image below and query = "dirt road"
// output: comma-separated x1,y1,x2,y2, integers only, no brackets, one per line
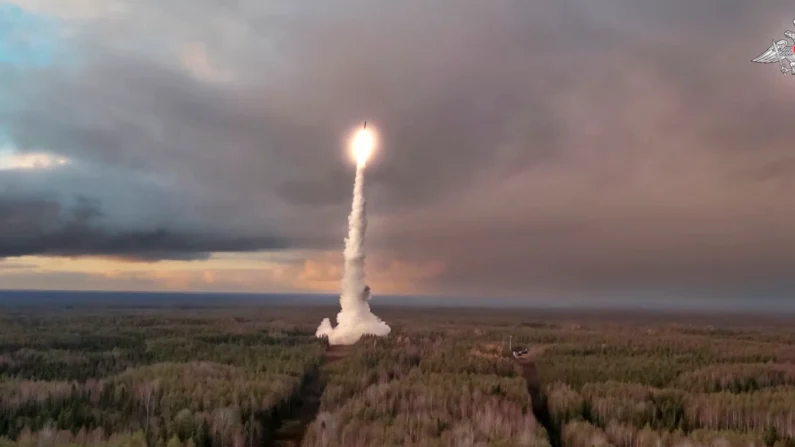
516,355,560,447
270,345,353,447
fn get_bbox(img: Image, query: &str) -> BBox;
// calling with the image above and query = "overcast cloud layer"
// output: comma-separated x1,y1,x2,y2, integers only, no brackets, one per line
2,0,795,297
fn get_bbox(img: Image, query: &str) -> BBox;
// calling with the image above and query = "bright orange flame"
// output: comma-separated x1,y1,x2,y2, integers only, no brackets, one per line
351,128,375,166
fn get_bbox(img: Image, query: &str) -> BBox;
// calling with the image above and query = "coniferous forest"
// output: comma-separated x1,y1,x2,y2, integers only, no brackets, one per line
0,304,793,447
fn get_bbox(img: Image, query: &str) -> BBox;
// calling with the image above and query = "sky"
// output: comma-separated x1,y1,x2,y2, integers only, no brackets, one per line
1,0,794,303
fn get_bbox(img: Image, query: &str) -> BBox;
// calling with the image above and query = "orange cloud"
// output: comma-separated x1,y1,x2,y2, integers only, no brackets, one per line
294,251,446,294
0,251,446,294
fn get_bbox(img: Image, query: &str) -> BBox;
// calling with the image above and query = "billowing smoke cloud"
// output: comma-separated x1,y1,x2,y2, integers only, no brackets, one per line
316,153,390,345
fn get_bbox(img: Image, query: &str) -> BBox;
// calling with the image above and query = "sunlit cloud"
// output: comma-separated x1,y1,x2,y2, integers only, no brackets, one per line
0,149,69,171
0,251,447,294
293,251,447,294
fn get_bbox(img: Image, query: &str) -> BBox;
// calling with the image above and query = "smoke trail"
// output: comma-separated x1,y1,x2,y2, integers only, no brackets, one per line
316,158,391,345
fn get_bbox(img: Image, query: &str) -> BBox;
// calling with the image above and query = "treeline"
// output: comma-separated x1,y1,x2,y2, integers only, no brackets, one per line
673,363,795,393
537,332,795,447
305,372,546,446
317,335,429,415
0,311,325,446
0,429,149,447
0,359,321,445
303,334,548,446
534,335,795,389
560,420,775,447
0,348,152,381
300,320,795,446
3,304,795,446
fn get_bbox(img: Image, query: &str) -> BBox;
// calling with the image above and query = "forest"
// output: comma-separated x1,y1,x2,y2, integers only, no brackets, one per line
0,304,793,446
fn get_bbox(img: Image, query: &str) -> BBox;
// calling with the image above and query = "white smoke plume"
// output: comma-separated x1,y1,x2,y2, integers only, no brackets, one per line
316,156,391,345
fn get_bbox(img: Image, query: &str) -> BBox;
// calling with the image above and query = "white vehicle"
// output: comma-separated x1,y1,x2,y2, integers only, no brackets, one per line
512,348,528,358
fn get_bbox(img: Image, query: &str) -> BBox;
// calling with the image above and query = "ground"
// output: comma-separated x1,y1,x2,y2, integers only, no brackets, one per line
0,302,793,446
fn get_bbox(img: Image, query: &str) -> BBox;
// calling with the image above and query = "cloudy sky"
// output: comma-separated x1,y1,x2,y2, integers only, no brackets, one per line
1,0,794,302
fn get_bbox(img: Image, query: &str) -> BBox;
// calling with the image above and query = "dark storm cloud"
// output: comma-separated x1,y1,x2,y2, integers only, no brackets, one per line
0,195,288,260
2,0,795,296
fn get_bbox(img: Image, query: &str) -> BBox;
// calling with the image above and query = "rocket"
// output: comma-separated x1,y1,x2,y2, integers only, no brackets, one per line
363,121,367,129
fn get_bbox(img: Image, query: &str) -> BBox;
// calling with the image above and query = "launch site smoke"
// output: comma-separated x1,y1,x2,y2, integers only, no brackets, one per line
315,123,391,345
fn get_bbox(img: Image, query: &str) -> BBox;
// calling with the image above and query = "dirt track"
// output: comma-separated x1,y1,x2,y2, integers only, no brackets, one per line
516,356,560,447
270,346,353,447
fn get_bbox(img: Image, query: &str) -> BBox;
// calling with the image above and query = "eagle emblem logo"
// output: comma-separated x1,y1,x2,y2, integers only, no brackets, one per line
752,20,795,76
